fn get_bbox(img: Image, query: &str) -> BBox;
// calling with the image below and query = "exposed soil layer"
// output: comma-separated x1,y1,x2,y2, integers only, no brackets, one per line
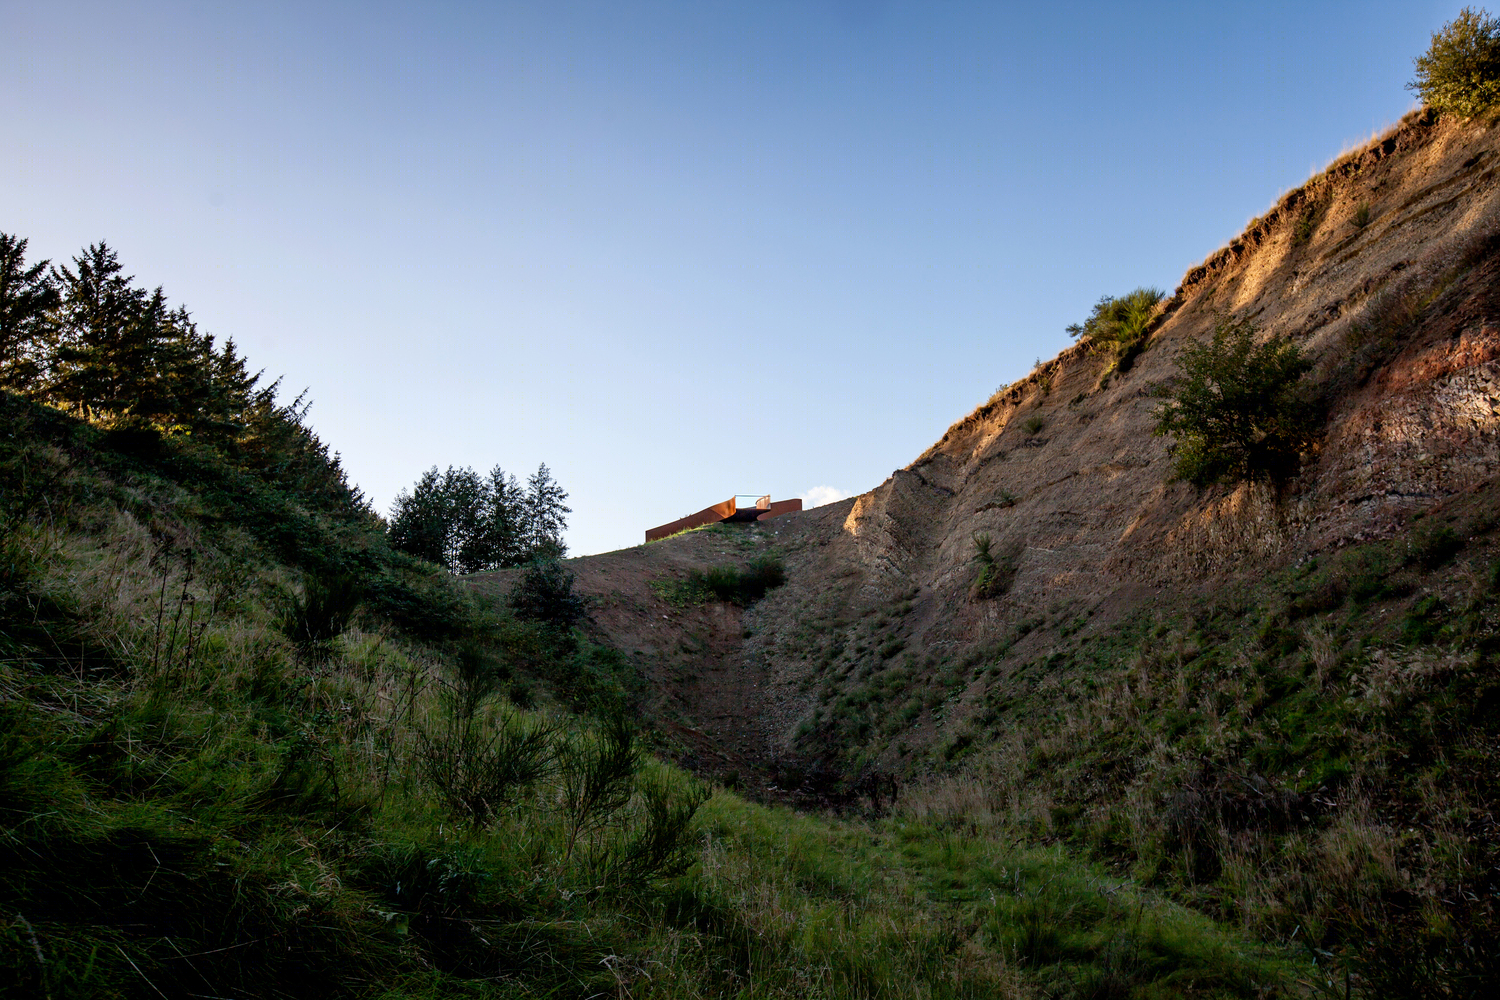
469,110,1500,795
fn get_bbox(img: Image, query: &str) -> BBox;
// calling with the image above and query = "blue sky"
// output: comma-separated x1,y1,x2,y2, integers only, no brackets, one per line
3,1,1453,555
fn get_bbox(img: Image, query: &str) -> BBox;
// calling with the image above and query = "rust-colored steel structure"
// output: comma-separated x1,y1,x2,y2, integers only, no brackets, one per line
645,495,803,543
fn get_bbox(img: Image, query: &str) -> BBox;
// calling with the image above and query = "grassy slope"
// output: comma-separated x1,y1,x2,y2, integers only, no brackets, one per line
0,392,1306,999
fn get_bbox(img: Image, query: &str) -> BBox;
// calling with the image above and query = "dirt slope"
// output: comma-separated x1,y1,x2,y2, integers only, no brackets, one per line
476,109,1500,792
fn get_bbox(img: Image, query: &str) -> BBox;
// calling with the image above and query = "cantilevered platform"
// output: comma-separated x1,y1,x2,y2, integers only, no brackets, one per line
645,495,802,543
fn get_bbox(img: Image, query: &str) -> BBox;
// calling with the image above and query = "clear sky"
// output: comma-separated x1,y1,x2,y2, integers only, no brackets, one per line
3,1,1454,555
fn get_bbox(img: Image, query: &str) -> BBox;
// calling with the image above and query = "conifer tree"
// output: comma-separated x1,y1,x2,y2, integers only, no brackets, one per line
483,465,528,569
0,233,58,393
47,243,170,423
388,467,450,566
445,465,492,574
387,462,569,571
524,462,570,560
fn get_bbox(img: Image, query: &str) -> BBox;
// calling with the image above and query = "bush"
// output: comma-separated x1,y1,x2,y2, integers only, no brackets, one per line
1407,521,1464,569
279,569,361,657
418,706,556,823
668,556,788,606
970,532,1021,600
363,554,480,639
509,558,586,629
1067,288,1165,348
1153,315,1319,486
1408,7,1500,118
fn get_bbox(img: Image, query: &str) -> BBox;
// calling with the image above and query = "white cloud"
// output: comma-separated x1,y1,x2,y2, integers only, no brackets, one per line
803,485,852,508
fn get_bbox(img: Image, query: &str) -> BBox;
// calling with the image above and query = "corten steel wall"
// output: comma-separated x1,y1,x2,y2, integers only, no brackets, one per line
645,497,805,542
644,498,736,543
756,499,802,520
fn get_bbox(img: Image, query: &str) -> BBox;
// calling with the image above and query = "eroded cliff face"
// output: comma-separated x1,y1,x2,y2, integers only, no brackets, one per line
545,110,1500,784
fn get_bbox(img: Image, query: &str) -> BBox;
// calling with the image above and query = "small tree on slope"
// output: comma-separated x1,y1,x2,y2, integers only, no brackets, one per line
1153,316,1318,487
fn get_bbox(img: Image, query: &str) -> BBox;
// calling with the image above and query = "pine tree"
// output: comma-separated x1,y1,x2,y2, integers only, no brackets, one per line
0,233,59,393
206,337,265,437
482,466,527,569
389,467,450,566
388,462,570,572
524,463,571,560
47,243,171,423
445,466,491,574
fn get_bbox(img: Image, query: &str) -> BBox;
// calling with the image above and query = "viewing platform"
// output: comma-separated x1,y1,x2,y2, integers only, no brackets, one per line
645,494,803,543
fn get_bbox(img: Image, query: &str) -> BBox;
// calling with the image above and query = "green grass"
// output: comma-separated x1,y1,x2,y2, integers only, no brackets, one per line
7,384,1498,997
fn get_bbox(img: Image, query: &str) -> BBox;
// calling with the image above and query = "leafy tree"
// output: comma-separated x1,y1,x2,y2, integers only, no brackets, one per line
0,233,59,393
1408,7,1500,118
524,462,570,560
1067,287,1165,348
1153,315,1318,486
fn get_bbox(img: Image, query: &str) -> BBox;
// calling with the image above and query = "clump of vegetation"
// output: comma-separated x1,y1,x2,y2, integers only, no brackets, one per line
1019,414,1045,436
1292,210,1318,246
1068,288,1165,347
1351,201,1372,228
1153,315,1319,486
279,567,362,659
970,531,1020,600
1069,287,1166,381
509,557,587,629
657,556,787,607
1407,6,1500,119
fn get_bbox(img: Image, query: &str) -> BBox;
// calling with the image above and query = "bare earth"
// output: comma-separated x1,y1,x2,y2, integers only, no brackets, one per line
469,109,1500,793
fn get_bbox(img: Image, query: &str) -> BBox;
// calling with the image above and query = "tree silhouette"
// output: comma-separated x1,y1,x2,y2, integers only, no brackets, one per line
0,233,59,393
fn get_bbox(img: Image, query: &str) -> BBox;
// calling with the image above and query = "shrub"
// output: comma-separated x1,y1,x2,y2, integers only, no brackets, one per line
1292,210,1318,246
666,556,788,606
1153,315,1319,486
509,558,586,629
417,706,555,823
1067,288,1165,348
280,568,361,657
1407,521,1464,569
1020,414,1045,436
970,532,1021,600
1407,7,1500,118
